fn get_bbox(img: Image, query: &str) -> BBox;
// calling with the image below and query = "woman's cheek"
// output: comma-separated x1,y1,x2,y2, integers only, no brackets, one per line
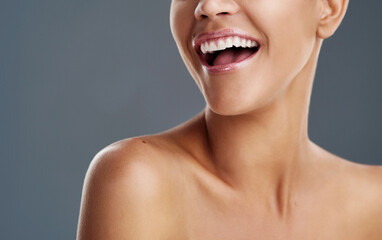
170,2,195,42
170,2,200,72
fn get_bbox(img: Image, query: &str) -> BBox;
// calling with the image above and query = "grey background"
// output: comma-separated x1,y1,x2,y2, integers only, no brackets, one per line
1,0,381,239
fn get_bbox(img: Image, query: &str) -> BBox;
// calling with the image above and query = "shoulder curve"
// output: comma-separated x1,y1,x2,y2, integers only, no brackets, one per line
91,137,158,169
350,162,382,183
352,164,382,238
363,164,382,190
84,136,177,203
77,137,178,239
324,159,382,237
344,163,382,207
339,161,382,195
91,134,182,173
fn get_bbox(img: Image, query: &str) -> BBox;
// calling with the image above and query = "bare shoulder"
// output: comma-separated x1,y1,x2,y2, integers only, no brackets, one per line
353,163,382,238
343,160,382,197
350,162,382,206
87,136,178,180
336,158,382,237
84,136,179,194
77,136,183,240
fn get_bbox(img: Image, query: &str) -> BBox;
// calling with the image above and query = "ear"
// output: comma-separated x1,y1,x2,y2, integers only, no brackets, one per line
316,0,349,39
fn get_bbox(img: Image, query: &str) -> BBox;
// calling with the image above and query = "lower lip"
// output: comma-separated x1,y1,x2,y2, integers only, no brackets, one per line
199,48,260,74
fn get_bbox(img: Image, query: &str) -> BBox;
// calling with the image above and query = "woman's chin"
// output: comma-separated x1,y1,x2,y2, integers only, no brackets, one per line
205,99,255,117
204,91,275,117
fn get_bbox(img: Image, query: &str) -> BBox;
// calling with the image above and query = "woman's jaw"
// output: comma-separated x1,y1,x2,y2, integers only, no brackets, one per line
170,0,324,117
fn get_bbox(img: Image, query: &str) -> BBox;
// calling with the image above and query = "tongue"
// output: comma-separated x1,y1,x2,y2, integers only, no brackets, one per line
212,48,254,66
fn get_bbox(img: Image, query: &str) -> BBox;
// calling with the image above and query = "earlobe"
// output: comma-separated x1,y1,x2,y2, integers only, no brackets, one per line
317,0,349,39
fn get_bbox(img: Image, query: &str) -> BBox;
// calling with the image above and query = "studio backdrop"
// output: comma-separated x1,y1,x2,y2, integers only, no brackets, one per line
1,1,381,239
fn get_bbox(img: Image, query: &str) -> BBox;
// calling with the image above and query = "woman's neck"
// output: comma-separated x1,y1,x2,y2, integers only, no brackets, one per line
201,41,322,216
204,95,312,193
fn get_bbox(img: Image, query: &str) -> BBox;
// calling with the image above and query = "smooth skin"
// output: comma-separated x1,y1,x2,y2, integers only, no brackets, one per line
77,0,382,239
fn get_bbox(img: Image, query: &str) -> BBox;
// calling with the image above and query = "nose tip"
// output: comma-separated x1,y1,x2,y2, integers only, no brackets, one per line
194,0,239,21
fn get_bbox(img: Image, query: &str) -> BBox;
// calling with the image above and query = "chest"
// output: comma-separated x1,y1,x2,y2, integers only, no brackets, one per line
177,209,365,240
171,192,366,240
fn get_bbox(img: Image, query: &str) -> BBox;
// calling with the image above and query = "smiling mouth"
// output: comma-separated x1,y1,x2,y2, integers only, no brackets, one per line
196,35,260,67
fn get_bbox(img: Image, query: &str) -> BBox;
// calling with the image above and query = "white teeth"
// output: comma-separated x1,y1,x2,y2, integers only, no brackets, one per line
233,36,241,47
209,42,217,52
217,39,225,49
226,37,233,48
200,36,259,54
240,39,247,48
200,43,205,54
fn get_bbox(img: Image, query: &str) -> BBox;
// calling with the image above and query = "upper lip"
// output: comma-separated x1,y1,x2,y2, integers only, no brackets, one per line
192,28,260,54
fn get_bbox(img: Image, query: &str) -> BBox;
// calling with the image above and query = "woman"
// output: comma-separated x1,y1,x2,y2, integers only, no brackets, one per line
77,0,382,239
